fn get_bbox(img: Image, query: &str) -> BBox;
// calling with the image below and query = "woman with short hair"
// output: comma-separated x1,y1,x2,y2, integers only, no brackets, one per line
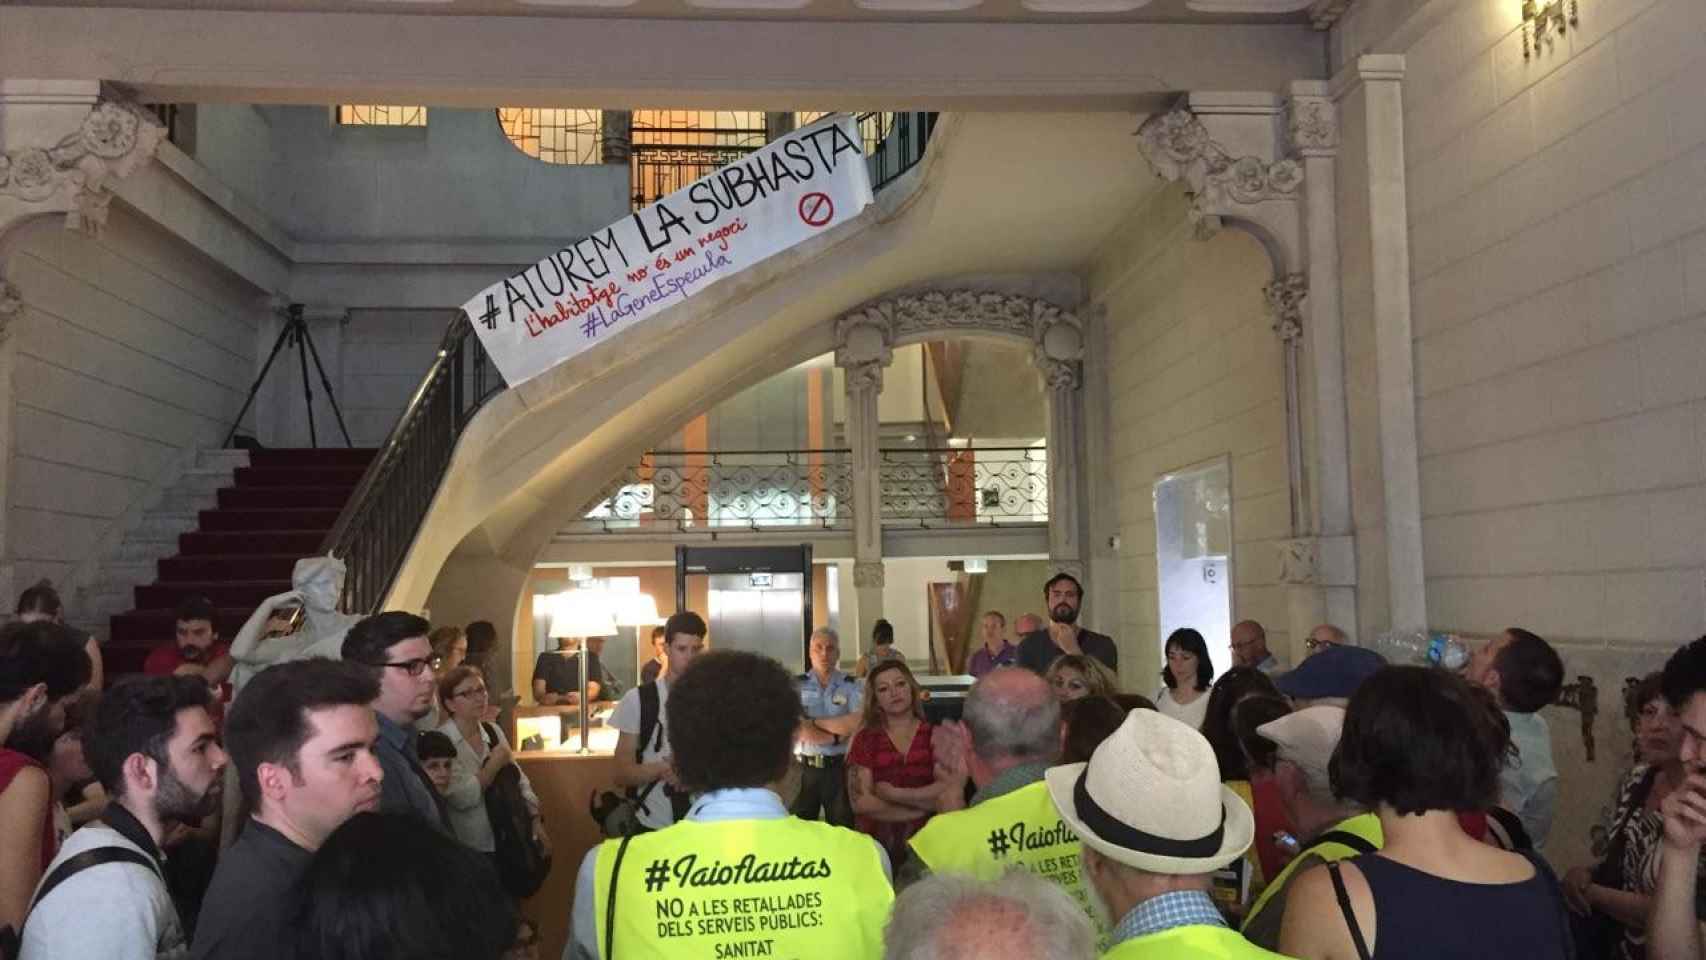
1278,666,1571,960
435,666,547,862
1155,628,1214,729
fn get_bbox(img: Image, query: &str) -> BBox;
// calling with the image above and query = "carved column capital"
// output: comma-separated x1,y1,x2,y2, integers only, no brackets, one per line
1285,96,1339,157
1265,273,1308,343
1136,104,1304,232
0,97,166,238
1032,309,1084,391
853,560,886,589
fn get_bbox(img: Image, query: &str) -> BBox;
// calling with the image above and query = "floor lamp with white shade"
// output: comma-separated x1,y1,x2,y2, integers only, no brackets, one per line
550,591,618,754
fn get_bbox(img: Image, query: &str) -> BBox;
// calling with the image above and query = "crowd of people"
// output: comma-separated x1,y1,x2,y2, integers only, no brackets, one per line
4,567,1706,960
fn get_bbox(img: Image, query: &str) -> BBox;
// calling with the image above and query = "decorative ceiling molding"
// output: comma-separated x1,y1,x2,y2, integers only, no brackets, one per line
836,289,1086,393
1185,0,1309,12
1307,0,1355,29
1135,105,1302,240
1023,0,1154,12
0,98,166,237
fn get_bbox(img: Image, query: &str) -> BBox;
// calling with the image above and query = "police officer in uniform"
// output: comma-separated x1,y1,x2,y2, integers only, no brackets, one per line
570,650,892,960
792,626,862,827
1045,709,1284,960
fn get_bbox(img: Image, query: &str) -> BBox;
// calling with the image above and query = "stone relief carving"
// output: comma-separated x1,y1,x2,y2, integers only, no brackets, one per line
0,100,166,236
1277,538,1319,585
0,279,20,344
1285,96,1339,154
1264,273,1308,343
1136,107,1303,228
835,290,1084,388
852,560,886,589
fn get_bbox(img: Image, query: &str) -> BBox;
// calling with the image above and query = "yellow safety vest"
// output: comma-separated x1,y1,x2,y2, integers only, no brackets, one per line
1102,924,1293,960
593,816,892,960
1240,811,1384,935
908,780,1105,939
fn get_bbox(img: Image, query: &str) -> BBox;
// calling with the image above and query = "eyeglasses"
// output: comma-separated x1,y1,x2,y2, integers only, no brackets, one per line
1304,637,1335,651
374,656,441,677
452,684,488,700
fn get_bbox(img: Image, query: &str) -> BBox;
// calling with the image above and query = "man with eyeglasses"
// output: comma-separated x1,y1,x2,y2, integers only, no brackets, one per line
1304,624,1347,658
342,611,450,832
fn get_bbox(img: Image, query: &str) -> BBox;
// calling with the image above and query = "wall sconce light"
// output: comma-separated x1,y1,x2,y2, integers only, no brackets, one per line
1522,0,1577,58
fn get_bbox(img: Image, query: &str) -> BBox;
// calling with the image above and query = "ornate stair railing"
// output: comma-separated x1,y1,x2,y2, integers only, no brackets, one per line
319,314,501,614
322,113,936,614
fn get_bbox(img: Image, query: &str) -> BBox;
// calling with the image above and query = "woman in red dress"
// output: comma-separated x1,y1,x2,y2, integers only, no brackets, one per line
847,660,949,866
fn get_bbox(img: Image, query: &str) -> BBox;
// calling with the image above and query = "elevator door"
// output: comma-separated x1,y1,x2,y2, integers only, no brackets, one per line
706,572,807,670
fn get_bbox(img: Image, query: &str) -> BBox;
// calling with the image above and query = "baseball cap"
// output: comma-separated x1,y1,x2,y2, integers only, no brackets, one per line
1256,705,1345,788
1275,644,1386,701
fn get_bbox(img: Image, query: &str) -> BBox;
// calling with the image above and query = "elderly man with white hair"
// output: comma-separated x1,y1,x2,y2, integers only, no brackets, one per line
883,869,1096,960
1044,708,1287,960
1235,706,1383,951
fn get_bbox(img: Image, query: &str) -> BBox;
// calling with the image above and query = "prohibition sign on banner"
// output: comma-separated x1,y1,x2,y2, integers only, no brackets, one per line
799,192,835,227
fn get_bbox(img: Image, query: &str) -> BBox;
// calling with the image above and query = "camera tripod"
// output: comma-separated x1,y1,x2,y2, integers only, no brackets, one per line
224,304,352,448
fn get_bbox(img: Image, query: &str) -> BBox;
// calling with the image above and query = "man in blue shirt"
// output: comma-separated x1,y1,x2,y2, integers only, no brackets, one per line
342,611,449,833
791,626,862,827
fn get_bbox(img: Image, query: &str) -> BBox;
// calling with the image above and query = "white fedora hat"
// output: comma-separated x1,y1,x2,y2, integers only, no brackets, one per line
1044,708,1253,875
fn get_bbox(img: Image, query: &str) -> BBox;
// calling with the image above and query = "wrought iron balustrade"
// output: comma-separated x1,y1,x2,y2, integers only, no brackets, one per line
880,447,1048,527
572,450,854,533
320,314,501,613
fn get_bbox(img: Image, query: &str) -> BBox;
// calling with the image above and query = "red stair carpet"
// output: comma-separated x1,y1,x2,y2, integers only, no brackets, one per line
105,448,376,679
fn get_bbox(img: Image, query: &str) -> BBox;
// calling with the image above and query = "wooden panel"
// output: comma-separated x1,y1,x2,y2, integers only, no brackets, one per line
517,753,621,960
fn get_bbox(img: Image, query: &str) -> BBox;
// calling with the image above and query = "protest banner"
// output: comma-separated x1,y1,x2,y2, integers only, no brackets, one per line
460,115,874,387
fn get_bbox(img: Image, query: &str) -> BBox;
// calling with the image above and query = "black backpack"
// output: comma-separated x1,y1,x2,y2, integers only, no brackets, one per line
481,723,551,898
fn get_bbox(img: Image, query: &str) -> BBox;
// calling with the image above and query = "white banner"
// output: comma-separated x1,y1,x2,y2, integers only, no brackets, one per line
461,115,874,387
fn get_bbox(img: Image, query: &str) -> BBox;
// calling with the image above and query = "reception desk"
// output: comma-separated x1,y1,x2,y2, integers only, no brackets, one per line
517,738,622,960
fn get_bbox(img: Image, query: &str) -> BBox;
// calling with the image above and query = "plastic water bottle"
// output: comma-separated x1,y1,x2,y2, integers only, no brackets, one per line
1373,629,1470,670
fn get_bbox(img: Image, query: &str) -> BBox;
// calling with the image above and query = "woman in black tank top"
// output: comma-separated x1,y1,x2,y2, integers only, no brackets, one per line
1278,667,1572,960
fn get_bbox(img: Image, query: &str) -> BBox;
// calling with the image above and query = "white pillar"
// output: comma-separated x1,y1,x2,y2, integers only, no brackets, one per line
1285,81,1359,645
1033,320,1085,579
837,322,890,626
1336,55,1426,635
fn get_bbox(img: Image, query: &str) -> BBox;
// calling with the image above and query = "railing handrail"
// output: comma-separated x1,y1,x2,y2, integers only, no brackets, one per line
320,315,471,554
643,448,853,458
879,446,1043,454
325,112,935,613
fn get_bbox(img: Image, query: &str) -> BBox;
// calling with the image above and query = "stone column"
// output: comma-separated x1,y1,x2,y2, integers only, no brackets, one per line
836,322,891,630
1033,319,1085,581
1335,55,1427,635
1281,82,1359,650
600,110,632,165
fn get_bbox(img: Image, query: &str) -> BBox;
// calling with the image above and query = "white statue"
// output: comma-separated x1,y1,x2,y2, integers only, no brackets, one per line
228,556,362,694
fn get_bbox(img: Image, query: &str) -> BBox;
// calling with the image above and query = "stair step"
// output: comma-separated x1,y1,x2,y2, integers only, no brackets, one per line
196,449,251,471
87,562,159,589
173,471,236,496
114,539,178,562
217,486,357,510
180,530,326,556
158,491,221,513
245,448,377,469
198,507,340,532
136,579,292,610
109,607,253,652
159,554,300,581
134,511,203,539
234,465,369,488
